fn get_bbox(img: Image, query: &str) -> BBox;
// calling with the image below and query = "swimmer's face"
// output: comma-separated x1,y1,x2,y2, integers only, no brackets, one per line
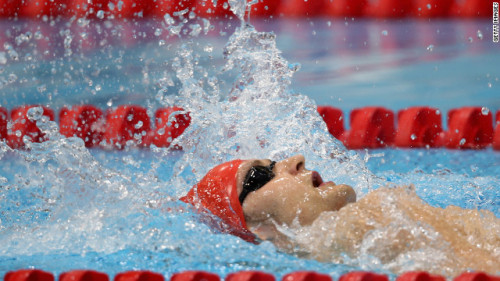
236,155,356,228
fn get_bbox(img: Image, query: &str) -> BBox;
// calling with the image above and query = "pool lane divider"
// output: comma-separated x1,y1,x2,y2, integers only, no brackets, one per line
0,105,499,150
3,270,500,281
0,0,492,19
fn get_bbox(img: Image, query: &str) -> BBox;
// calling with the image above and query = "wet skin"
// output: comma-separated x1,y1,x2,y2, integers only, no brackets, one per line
235,155,356,236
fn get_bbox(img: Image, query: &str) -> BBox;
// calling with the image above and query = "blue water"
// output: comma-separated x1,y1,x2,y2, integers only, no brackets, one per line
0,16,499,279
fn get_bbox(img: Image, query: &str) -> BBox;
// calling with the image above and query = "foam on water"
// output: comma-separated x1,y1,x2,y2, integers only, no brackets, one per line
0,0,499,278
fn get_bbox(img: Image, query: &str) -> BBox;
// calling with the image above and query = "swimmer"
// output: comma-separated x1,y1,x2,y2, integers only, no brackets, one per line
181,155,500,277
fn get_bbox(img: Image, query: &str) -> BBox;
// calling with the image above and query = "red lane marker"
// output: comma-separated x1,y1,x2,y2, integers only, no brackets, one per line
494,111,500,150
18,0,67,18
151,0,195,18
444,107,493,149
247,0,281,18
396,272,445,281
104,105,151,149
454,272,500,281
394,107,443,148
194,0,235,18
60,271,109,281
146,107,191,148
339,272,388,281
114,271,164,281
5,269,55,281
170,271,220,281
0,107,7,142
7,105,55,149
277,0,326,17
451,0,492,17
67,0,153,19
282,271,332,281
365,0,413,18
226,271,275,281
317,106,345,139
342,107,395,149
414,0,453,18
59,105,105,148
326,0,367,17
0,0,21,17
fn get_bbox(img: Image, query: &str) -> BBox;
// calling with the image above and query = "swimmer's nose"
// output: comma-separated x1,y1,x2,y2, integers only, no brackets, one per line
278,154,306,175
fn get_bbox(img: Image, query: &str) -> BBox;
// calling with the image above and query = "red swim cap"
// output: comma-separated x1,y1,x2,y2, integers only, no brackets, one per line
180,159,257,243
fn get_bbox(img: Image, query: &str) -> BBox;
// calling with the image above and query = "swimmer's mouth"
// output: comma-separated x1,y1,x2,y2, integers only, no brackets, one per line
312,171,324,188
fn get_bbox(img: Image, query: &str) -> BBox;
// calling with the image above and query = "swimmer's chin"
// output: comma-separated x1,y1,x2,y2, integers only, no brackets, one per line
320,183,357,210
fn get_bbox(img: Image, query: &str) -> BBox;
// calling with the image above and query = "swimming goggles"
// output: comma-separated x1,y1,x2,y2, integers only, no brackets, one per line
239,161,276,204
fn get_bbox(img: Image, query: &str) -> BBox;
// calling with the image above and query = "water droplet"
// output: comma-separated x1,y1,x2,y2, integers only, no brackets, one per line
204,44,213,53
410,134,417,140
15,130,22,137
157,127,165,136
426,4,432,9
127,114,134,122
27,106,44,122
107,99,113,107
468,37,473,43
158,40,166,46
477,30,483,40
134,121,143,129
459,138,466,145
427,44,434,51
481,107,489,115
381,30,388,36
154,28,162,37
96,10,105,19
95,85,102,91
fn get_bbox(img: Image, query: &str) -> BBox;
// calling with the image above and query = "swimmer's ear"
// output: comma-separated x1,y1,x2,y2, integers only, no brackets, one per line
248,222,295,251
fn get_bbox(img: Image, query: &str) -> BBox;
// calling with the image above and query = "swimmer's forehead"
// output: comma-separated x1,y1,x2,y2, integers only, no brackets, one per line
235,159,273,194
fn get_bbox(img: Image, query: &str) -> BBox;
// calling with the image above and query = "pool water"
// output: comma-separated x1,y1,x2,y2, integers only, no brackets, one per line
0,11,499,280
